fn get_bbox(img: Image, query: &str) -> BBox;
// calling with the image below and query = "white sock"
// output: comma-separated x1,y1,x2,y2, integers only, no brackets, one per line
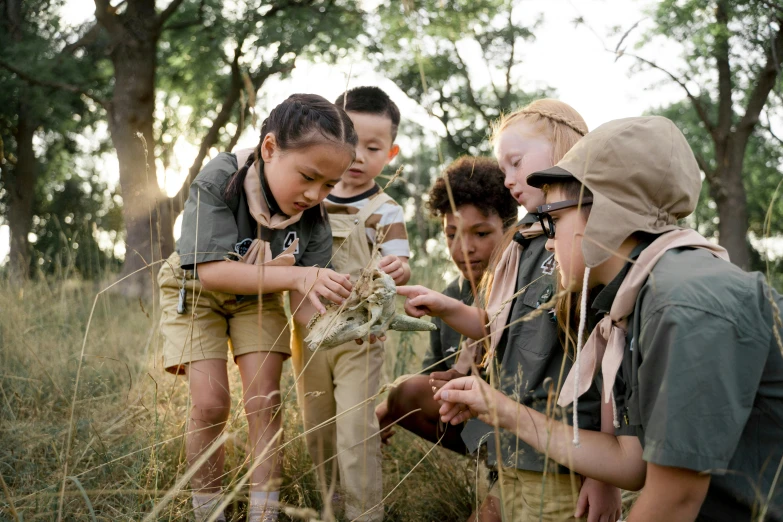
248,490,280,522
192,492,226,522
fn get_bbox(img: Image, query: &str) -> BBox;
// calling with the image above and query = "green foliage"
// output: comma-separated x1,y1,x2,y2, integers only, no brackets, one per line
28,159,123,279
156,0,365,168
372,0,550,160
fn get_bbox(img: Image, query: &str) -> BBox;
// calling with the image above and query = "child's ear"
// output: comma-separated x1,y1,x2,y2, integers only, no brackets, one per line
386,144,400,164
260,133,278,162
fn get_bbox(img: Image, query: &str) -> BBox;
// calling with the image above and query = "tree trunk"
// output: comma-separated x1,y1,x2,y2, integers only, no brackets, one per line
106,7,173,298
714,139,752,270
7,101,37,278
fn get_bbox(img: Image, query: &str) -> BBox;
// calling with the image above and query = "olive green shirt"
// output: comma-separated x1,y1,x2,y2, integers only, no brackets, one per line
461,215,602,472
421,277,474,374
598,246,783,521
177,153,333,288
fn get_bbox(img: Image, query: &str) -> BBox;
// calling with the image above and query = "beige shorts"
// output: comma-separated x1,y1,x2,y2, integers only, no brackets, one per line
158,252,291,374
489,467,584,522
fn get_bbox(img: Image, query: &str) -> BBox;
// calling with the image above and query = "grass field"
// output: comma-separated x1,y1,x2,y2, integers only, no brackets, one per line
0,256,494,521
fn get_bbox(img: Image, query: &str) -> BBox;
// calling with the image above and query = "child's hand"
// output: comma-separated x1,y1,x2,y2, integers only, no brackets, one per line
375,401,396,445
434,375,499,425
429,369,466,393
575,477,622,522
301,268,352,314
354,333,386,345
396,285,450,318
379,255,410,285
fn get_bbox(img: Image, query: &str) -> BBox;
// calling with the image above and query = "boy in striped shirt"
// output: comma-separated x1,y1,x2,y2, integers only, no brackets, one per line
291,86,410,522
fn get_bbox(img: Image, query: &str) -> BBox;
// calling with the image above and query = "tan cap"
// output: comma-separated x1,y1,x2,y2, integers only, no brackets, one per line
527,116,701,267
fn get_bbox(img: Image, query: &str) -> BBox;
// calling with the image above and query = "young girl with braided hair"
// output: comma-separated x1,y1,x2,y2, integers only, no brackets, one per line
158,94,357,522
398,99,622,522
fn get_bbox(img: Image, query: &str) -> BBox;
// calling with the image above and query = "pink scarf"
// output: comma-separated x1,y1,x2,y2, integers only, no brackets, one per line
483,222,545,362
235,149,301,266
557,229,730,429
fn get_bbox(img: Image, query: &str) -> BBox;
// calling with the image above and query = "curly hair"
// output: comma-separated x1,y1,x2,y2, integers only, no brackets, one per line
427,156,518,227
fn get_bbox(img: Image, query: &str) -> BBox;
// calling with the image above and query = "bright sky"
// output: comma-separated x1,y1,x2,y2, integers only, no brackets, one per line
4,0,759,263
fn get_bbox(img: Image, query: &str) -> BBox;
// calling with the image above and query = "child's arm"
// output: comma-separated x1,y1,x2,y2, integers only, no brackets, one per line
625,464,709,522
379,255,411,285
573,397,623,521
434,375,647,490
397,285,488,340
197,260,351,313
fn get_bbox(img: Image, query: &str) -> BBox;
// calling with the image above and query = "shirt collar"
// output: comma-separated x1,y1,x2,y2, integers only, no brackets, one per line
258,168,282,216
591,241,649,315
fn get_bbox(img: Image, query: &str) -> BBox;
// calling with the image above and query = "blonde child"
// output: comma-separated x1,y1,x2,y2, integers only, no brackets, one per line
399,100,621,521
435,115,783,521
290,86,411,522
158,94,357,522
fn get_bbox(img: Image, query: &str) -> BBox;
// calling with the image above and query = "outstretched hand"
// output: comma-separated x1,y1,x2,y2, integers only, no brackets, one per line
434,375,503,426
396,285,451,318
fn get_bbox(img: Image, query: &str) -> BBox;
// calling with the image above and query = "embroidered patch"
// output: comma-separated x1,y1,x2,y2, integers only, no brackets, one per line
540,254,556,275
234,238,253,257
284,231,300,254
536,284,553,308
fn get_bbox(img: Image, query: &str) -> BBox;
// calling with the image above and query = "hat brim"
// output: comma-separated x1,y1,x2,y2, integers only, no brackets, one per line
527,165,576,188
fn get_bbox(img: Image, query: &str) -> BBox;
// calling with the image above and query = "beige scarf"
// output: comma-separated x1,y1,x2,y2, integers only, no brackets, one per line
481,221,546,362
235,149,302,266
557,229,730,438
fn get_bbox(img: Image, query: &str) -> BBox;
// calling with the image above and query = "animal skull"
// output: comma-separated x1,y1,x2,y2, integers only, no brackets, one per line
304,260,436,351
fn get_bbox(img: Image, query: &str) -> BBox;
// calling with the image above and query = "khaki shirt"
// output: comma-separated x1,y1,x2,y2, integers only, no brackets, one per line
421,277,474,374
462,215,602,472
177,153,333,283
599,246,783,521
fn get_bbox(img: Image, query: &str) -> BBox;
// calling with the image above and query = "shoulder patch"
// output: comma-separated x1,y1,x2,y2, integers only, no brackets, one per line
284,231,300,254
540,254,556,275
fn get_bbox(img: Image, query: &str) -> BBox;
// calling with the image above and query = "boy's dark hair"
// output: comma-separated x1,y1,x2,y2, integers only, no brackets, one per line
225,93,358,201
334,86,401,141
427,156,518,227
542,180,593,216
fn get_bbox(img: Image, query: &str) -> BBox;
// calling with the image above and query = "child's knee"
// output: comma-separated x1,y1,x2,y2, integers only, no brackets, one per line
191,396,231,426
244,388,282,420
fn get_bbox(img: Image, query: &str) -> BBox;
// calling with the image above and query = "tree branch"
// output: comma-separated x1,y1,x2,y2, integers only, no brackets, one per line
452,42,491,122
694,152,716,184
736,16,783,143
162,0,205,31
0,58,108,109
93,0,123,34
157,0,187,29
60,21,102,56
714,0,733,145
757,0,783,15
620,51,718,141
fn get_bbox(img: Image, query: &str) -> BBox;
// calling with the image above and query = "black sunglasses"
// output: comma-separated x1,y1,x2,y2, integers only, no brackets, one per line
535,198,593,239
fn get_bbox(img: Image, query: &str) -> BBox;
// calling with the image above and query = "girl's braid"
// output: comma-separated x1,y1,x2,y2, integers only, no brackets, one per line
520,108,588,136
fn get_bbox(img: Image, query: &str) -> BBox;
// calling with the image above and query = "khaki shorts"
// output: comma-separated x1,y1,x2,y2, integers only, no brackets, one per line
158,252,291,374
489,467,584,522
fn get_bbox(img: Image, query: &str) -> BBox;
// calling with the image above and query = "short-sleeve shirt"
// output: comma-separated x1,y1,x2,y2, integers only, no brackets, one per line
421,277,474,374
324,183,411,258
598,246,783,521
461,215,602,473
177,153,333,285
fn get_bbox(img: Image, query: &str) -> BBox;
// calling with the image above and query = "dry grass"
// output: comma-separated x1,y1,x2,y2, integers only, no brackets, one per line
0,255,482,521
